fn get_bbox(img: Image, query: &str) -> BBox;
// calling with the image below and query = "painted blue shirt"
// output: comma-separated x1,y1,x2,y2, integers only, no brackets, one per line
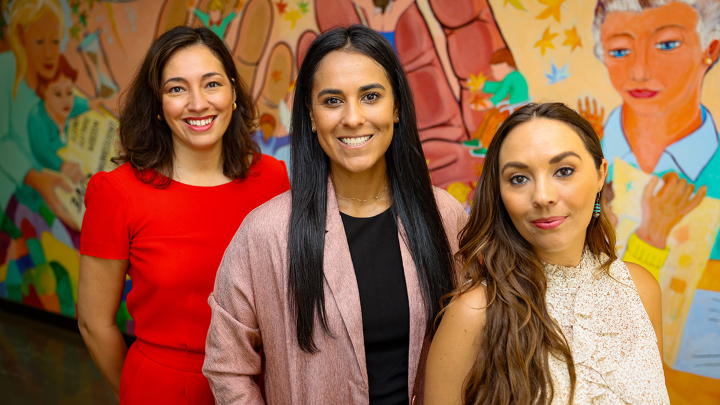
28,97,90,172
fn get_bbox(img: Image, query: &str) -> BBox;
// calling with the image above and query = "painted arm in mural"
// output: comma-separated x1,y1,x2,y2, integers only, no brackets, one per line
23,169,78,231
77,255,130,398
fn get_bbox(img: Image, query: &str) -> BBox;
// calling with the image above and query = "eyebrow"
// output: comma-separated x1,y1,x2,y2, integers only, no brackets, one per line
163,72,223,86
606,32,635,41
316,83,386,98
501,151,582,173
653,24,686,35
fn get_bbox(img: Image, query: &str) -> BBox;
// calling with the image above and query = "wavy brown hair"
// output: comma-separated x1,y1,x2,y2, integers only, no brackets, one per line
113,26,259,187
455,103,617,405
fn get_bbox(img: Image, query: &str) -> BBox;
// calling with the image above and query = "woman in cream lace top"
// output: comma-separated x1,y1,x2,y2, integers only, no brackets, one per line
424,103,669,404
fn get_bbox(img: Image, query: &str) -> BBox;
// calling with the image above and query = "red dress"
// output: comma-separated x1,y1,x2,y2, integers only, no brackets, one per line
80,157,290,404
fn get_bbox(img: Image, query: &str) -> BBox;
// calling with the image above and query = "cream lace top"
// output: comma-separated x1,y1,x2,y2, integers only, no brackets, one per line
544,249,670,404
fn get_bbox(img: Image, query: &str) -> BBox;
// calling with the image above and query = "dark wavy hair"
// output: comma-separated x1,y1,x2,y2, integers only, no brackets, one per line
455,103,617,404
289,25,456,353
113,26,259,186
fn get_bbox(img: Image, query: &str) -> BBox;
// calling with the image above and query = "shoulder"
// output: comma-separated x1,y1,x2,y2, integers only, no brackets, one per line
433,186,467,220
87,164,136,199
623,261,661,306
239,190,292,237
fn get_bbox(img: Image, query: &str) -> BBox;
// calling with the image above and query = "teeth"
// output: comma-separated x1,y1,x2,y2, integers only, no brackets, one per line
339,135,371,146
186,117,215,126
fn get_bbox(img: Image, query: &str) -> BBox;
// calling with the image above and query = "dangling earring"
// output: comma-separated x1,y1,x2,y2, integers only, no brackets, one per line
311,126,316,133
232,102,237,111
157,114,163,121
593,193,601,218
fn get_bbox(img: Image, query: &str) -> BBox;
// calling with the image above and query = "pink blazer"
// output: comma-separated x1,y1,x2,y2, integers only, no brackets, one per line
203,184,467,404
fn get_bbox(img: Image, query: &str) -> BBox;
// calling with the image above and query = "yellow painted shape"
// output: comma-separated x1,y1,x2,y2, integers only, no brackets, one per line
39,231,80,301
0,262,7,282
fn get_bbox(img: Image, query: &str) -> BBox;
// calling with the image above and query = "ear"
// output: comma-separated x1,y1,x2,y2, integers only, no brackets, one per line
230,78,236,104
393,103,399,123
706,39,720,66
597,158,609,192
307,104,316,129
16,24,25,44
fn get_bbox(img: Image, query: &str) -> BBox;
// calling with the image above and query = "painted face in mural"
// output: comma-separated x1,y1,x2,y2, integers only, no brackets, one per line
499,118,607,260
160,45,235,153
44,74,75,124
600,2,714,116
308,51,398,178
20,7,61,81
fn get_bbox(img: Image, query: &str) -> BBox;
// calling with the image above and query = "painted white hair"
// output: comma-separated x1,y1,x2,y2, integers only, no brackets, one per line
593,0,720,60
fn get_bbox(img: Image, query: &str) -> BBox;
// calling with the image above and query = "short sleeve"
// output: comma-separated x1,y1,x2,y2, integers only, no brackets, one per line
80,171,132,259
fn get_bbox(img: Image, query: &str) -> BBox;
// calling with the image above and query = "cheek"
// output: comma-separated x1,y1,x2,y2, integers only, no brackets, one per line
500,187,526,223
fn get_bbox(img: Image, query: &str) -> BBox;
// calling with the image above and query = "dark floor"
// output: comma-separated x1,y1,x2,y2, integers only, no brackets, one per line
0,308,116,405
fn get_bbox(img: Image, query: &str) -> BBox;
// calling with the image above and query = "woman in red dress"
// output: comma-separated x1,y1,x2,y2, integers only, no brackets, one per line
76,27,290,404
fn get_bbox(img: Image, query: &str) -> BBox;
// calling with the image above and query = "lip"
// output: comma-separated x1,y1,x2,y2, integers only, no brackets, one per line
531,216,566,230
337,134,373,149
628,89,659,98
43,63,55,70
183,115,217,132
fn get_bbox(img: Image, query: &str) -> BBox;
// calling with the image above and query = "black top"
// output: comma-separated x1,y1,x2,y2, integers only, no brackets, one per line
340,207,410,405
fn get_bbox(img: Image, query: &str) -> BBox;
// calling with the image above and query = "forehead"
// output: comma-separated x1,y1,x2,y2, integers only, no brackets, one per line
601,2,699,39
162,45,226,79
499,118,590,165
48,75,73,87
312,51,391,91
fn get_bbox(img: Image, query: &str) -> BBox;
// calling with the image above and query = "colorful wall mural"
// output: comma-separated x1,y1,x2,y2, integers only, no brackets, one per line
0,0,718,403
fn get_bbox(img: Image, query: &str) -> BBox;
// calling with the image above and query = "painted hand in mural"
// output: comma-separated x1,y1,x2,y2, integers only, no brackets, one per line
637,171,707,249
60,161,85,184
577,96,604,140
23,169,78,231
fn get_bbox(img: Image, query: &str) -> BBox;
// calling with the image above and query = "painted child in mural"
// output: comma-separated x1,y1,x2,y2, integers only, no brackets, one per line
0,0,76,230
186,0,246,39
28,54,103,185
303,0,510,189
590,0,720,402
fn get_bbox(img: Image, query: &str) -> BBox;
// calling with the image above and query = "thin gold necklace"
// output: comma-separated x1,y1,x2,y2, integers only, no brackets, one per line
336,185,388,203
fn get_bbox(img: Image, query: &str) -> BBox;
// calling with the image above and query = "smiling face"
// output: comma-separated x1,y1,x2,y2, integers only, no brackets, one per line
600,2,711,116
161,44,235,153
44,74,75,123
20,8,61,80
499,118,607,262
308,50,398,178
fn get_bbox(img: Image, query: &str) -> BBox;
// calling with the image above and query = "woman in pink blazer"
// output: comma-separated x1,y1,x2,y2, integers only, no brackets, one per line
203,25,467,404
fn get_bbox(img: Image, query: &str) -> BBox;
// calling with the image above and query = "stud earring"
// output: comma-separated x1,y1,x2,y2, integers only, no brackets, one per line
593,194,601,218
232,102,237,111
394,116,399,123
705,57,714,65
157,114,163,121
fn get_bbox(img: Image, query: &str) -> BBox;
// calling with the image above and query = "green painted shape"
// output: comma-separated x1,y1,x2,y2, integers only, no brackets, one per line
21,270,33,296
7,285,22,302
39,203,55,227
6,260,21,285
31,262,56,295
50,261,76,317
116,301,131,332
26,238,46,265
1,212,22,239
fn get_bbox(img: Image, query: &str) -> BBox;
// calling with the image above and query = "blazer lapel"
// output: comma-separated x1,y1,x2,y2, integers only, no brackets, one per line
398,220,428,400
322,180,368,385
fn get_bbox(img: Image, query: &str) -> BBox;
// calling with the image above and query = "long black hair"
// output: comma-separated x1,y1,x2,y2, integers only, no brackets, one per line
289,25,456,353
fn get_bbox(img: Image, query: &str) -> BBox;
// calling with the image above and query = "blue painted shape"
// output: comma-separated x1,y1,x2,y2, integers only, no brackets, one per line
545,60,570,85
378,31,397,53
0,282,6,298
15,255,34,273
122,278,133,301
673,289,720,379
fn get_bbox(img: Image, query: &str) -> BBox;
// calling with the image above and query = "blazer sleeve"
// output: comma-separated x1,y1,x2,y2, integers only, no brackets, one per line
434,187,469,285
203,218,266,404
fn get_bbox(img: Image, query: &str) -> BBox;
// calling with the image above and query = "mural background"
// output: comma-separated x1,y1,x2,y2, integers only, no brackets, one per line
0,0,718,402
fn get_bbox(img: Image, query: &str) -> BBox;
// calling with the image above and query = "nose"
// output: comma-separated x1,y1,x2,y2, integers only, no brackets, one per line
629,49,650,82
342,99,365,128
532,177,557,208
187,89,210,112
